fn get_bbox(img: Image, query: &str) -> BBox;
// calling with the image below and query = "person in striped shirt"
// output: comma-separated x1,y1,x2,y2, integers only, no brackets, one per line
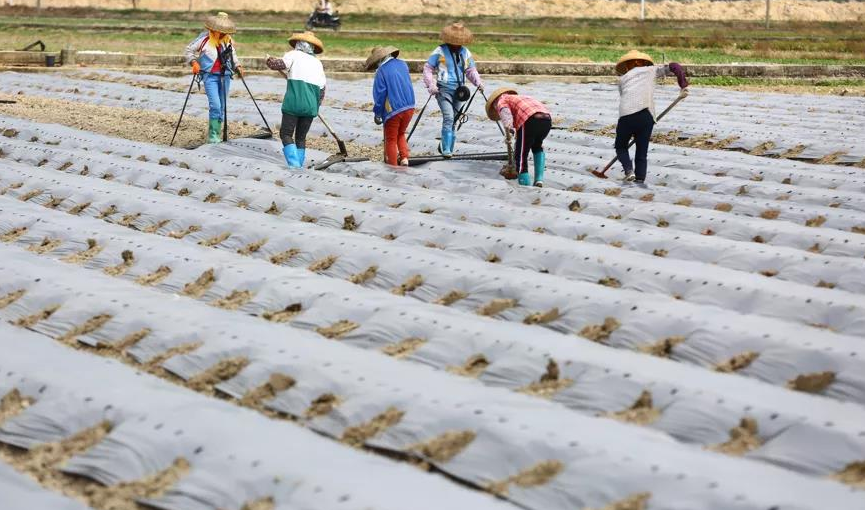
615,50,689,185
486,88,552,187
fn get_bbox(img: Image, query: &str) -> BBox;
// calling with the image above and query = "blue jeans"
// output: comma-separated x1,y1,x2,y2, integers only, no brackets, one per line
204,73,231,120
436,87,464,132
615,108,655,181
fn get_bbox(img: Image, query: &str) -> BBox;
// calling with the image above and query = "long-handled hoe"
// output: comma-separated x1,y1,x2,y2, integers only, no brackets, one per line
590,89,689,179
407,94,433,142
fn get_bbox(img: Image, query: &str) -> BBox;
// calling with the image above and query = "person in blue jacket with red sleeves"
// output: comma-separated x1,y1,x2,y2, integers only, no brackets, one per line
366,46,416,166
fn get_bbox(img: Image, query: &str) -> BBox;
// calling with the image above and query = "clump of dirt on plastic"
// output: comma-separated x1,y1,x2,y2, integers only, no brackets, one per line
603,188,622,197
61,238,103,264
167,225,201,239
211,290,254,310
0,289,26,309
640,335,685,357
135,265,172,286
316,320,360,339
300,215,318,223
816,280,836,289
27,237,62,255
306,393,342,418
590,493,651,510
656,218,669,228
639,193,654,202
708,417,762,456
523,307,560,325
487,459,564,496
409,430,476,463
68,201,92,215
309,255,338,272
181,268,215,297
57,314,113,344
269,248,301,265
760,269,778,277
486,252,501,263
652,248,668,257
349,265,378,284
715,351,760,372
17,421,112,488
19,188,44,202
714,202,733,212
804,215,827,228
44,195,65,209
104,250,135,276
434,290,468,306
580,317,620,343
1,226,28,242
264,202,281,215
832,462,865,489
0,388,33,423
598,276,622,288
604,390,660,425
381,337,426,358
240,497,275,510
0,182,23,195
748,141,776,156
262,303,302,323
568,200,582,212
203,192,221,203
87,457,189,509
117,212,141,227
518,359,574,398
447,354,490,378
97,204,118,219
237,238,268,256
14,305,60,328
343,214,358,231
342,407,405,447
392,274,424,295
240,373,296,409
477,298,517,316
787,371,835,393
199,232,231,247
760,209,781,220
140,219,168,234
187,357,250,393
852,226,865,235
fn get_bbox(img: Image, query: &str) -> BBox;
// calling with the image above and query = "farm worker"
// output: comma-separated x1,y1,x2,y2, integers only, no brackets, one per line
615,50,689,184
266,31,327,169
366,46,416,166
184,12,243,144
485,88,551,187
315,0,334,15
422,22,485,158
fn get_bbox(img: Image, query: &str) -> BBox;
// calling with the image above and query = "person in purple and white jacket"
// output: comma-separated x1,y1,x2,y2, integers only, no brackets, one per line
614,50,689,185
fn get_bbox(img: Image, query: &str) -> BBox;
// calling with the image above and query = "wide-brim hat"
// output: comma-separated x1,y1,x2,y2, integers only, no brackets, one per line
485,87,517,120
364,46,400,71
441,22,473,46
615,50,654,75
204,12,236,34
289,31,324,54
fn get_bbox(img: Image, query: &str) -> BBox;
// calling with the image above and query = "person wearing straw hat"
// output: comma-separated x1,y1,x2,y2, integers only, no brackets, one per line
366,46,415,166
266,31,327,169
486,87,551,187
184,12,243,144
422,22,485,158
614,50,689,185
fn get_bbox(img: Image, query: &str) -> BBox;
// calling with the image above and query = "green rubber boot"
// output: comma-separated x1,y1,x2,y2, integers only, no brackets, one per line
207,119,222,144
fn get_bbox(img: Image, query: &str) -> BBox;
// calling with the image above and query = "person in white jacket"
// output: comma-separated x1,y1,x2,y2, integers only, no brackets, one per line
184,12,243,144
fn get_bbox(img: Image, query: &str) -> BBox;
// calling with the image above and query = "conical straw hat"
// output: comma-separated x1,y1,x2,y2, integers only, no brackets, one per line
485,87,517,120
441,22,473,46
364,46,400,71
204,12,236,34
289,31,325,54
615,50,654,75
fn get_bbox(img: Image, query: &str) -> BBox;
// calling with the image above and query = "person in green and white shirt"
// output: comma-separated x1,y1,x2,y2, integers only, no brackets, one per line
266,31,327,169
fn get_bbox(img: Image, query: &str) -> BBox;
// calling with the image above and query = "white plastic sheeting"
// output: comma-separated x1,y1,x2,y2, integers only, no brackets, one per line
0,461,93,510
2,219,865,510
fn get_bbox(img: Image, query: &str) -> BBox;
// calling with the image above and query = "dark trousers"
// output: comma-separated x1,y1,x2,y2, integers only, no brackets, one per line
280,113,314,148
615,108,655,181
515,116,552,174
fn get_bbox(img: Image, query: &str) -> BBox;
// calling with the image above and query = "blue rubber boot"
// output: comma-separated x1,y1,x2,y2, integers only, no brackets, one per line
518,172,531,186
282,144,300,168
207,119,222,144
533,151,546,187
297,148,307,168
440,129,454,158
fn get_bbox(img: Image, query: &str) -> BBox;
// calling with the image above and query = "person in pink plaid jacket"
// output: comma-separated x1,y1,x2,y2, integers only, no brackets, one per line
485,87,551,187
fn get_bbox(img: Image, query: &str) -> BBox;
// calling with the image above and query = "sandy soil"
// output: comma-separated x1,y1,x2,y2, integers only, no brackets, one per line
5,0,865,22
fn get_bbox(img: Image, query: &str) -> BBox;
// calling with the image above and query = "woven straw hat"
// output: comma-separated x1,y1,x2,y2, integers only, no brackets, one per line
615,50,654,75
441,22,473,46
204,12,236,34
364,46,400,71
289,31,325,54
485,87,517,120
